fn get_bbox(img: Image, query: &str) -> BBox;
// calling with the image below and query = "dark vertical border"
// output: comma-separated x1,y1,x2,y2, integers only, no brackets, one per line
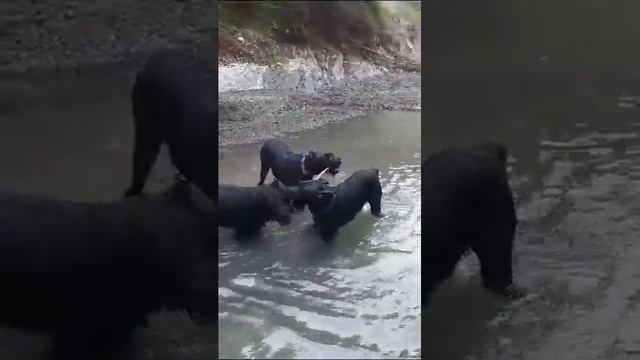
420,0,431,345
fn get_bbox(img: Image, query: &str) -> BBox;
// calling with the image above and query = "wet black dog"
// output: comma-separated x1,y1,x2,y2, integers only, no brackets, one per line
258,139,342,186
218,183,294,238
0,182,217,358
422,143,519,303
124,48,217,201
284,168,383,240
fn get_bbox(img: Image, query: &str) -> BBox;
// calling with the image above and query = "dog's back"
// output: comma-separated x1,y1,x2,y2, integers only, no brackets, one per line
336,168,380,192
218,184,291,229
422,144,516,299
260,139,292,158
0,189,216,348
313,168,382,227
258,139,303,186
422,144,512,228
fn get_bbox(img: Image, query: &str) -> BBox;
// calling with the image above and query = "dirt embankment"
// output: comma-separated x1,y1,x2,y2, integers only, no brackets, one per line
218,1,421,71
0,0,216,75
217,1,422,147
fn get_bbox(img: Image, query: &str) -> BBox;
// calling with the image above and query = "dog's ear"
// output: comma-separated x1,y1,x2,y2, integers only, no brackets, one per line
308,151,317,158
325,152,334,158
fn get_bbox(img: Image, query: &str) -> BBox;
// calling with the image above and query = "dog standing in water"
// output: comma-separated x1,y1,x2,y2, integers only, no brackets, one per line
422,143,520,302
0,181,217,358
258,139,342,186
217,182,294,238
277,168,384,240
124,48,217,201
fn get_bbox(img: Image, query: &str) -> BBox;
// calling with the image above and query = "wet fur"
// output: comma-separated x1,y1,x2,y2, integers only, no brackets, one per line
218,184,293,238
258,139,342,186
422,143,517,302
124,48,217,201
0,184,217,358
305,168,383,240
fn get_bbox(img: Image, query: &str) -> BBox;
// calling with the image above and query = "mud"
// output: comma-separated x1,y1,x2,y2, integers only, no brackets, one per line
218,71,421,147
217,0,421,147
0,0,215,74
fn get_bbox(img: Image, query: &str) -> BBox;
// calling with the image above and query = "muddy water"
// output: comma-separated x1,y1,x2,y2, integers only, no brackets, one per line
218,112,421,359
424,0,640,357
423,68,640,358
0,69,216,359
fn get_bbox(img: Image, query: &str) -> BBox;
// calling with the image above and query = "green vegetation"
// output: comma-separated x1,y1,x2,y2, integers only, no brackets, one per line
218,1,420,69
219,1,384,50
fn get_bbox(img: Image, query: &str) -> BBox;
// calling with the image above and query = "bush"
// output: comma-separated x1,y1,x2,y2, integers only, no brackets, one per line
218,1,385,50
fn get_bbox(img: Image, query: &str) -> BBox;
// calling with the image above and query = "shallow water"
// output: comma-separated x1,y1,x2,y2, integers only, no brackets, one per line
218,112,422,359
423,58,640,359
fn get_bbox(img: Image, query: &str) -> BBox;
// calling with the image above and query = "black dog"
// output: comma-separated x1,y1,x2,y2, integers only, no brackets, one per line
218,183,294,238
258,139,342,186
0,183,217,358
124,48,217,201
282,168,383,240
422,143,519,303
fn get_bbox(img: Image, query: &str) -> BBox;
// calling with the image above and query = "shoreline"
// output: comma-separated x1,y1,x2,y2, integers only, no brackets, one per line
218,71,421,148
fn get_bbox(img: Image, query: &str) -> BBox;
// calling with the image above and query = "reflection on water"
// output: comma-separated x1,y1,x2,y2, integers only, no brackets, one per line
218,112,421,359
486,129,640,360
424,63,640,358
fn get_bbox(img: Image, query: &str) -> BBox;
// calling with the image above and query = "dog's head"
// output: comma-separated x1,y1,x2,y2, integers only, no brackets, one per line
304,151,342,176
295,179,334,210
272,177,334,210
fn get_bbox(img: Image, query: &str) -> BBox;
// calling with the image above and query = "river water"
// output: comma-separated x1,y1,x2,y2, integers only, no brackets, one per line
423,73,640,359
423,0,640,358
218,111,422,359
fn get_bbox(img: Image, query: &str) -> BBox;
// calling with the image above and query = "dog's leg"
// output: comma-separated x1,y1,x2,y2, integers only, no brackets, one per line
258,153,270,185
292,199,306,210
125,124,162,197
369,184,384,217
318,226,338,241
124,90,163,197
